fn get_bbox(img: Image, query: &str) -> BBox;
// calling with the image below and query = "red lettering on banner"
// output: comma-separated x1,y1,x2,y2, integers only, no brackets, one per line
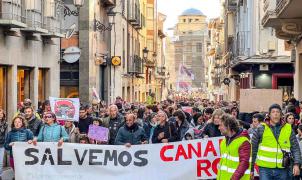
175,145,188,161
160,145,174,162
187,143,201,159
204,140,217,157
212,158,220,174
196,159,211,177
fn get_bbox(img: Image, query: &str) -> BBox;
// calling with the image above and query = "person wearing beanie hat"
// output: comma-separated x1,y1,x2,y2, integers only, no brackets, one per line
251,103,302,179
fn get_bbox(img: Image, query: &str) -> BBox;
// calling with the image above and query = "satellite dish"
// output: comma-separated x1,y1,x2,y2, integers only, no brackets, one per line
65,23,76,39
63,46,81,63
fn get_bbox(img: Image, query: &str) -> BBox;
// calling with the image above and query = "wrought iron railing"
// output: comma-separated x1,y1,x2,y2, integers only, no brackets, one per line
276,0,288,15
0,0,24,22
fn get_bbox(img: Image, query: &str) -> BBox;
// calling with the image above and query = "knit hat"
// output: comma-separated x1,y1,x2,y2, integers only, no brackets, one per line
269,104,282,114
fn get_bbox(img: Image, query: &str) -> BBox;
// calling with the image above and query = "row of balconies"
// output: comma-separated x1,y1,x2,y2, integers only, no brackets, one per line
127,0,143,30
127,55,144,74
0,0,64,37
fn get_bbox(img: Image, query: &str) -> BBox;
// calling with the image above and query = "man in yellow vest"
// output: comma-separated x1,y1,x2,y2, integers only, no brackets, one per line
251,104,301,179
217,114,251,180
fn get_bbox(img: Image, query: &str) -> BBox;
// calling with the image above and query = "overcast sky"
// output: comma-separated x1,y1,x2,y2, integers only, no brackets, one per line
158,0,221,33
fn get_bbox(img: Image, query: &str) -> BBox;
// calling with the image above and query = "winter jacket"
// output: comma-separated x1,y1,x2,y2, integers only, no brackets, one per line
0,120,8,147
251,119,302,172
115,123,147,145
4,128,33,156
224,129,251,180
26,115,43,137
152,122,179,143
102,113,125,145
37,123,69,142
143,121,158,142
203,122,222,137
175,120,190,140
65,124,79,143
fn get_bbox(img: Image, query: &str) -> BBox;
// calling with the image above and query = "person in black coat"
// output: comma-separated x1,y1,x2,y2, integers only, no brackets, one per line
152,111,179,143
203,109,224,138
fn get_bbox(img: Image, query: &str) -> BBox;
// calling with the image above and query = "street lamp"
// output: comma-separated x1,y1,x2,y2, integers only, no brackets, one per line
107,8,116,26
143,47,149,60
73,0,85,8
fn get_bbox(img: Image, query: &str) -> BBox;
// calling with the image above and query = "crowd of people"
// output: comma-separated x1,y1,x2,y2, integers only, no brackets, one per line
1,96,302,179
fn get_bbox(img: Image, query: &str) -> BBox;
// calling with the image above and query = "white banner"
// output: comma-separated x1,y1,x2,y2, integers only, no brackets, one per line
49,97,80,122
13,137,223,180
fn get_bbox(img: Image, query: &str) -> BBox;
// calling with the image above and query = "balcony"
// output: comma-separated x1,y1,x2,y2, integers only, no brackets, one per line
102,0,115,7
41,1,64,38
127,55,144,75
0,0,27,28
276,0,302,18
262,10,277,27
155,66,166,79
21,0,48,34
128,0,141,29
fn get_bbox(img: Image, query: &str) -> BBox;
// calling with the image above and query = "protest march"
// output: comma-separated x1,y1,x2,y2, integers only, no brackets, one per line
1,95,302,180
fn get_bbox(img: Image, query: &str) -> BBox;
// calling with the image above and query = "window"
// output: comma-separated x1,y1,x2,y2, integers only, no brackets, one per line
44,0,55,17
183,19,186,23
189,19,192,23
17,68,31,102
147,7,153,19
146,20,154,29
26,0,41,11
196,43,203,52
38,69,47,102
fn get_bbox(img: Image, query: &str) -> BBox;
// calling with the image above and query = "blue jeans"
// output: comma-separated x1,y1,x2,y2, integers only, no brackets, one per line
259,167,288,180
0,147,4,177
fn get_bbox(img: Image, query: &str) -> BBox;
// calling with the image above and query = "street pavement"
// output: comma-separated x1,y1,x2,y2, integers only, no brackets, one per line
2,167,14,180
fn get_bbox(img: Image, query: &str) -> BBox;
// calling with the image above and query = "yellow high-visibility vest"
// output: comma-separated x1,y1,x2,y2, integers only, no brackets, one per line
256,123,292,168
217,136,251,180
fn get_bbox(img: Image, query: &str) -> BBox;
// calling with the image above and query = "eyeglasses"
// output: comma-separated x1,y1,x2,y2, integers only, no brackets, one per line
43,115,53,119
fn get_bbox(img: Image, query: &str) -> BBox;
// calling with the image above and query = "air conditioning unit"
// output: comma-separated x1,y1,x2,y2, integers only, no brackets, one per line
259,64,269,71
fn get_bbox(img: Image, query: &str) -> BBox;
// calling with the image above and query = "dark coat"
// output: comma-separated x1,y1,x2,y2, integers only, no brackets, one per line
27,115,43,136
115,123,147,145
203,122,222,137
102,113,125,145
76,116,93,134
175,120,190,140
152,122,179,143
0,121,8,147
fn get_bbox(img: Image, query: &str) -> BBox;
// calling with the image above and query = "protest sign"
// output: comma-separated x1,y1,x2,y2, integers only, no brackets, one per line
240,89,282,113
88,125,109,142
49,97,80,122
13,137,225,180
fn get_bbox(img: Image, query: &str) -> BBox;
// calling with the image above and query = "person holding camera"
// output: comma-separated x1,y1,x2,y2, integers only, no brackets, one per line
251,104,302,180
